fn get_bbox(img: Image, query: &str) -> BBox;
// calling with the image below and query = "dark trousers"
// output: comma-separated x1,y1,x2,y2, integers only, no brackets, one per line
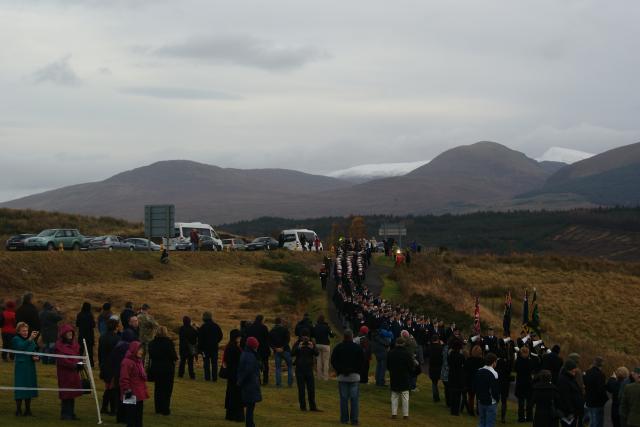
443,381,450,407
81,340,95,367
245,402,256,427
101,388,118,414
500,386,509,421
260,355,269,384
467,390,477,415
61,398,76,419
296,370,317,410
154,368,175,415
431,377,440,402
125,400,144,427
203,352,218,381
450,389,462,415
1,333,15,360
178,356,195,379
518,397,533,421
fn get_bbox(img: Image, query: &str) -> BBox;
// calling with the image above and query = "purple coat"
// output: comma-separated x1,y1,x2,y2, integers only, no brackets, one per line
55,324,83,400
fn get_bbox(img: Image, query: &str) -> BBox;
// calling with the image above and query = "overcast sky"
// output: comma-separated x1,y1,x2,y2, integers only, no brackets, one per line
1,0,639,201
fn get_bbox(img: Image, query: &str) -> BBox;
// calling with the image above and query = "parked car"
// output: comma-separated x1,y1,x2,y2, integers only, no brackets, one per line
25,229,86,251
5,234,36,251
222,238,247,251
175,235,220,251
123,238,161,251
88,235,132,251
246,237,279,251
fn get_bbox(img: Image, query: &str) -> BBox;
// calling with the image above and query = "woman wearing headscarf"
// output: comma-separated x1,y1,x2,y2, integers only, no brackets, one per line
223,329,244,422
111,329,138,423
178,316,198,380
148,326,178,416
120,341,149,427
75,302,96,367
237,336,262,427
55,324,83,421
12,321,39,416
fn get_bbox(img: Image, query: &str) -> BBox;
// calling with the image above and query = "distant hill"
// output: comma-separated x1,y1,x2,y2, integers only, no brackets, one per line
0,161,353,223
534,142,640,206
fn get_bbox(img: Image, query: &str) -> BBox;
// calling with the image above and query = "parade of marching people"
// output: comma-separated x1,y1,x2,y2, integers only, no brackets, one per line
1,238,639,427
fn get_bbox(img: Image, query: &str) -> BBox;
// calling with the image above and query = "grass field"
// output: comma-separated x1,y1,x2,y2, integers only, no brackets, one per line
392,252,640,372
0,250,503,426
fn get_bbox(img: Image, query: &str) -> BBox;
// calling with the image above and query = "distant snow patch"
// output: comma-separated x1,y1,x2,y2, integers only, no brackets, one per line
537,147,594,164
328,160,430,180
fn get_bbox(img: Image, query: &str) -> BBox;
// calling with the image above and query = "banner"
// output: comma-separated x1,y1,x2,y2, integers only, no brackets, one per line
473,296,481,336
502,291,512,336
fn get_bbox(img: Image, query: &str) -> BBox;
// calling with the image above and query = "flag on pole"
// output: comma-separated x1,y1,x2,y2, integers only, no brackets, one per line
473,296,481,336
503,291,512,336
529,288,540,332
522,289,529,326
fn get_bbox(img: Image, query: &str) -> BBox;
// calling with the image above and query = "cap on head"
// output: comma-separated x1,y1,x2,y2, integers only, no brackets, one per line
564,359,578,371
359,326,369,335
246,337,259,351
593,357,604,368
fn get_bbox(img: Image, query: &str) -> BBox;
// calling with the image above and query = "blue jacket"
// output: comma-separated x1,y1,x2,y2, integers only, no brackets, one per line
237,348,262,404
473,366,501,406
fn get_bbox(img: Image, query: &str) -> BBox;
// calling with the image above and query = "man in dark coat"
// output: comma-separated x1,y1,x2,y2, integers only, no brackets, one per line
98,319,120,415
331,329,364,426
269,318,292,387
148,326,178,416
16,293,41,334
292,328,320,411
39,302,62,364
387,337,415,419
532,369,560,427
198,311,223,382
76,302,96,367
246,315,270,385
556,359,585,427
428,335,444,402
119,302,135,330
295,313,314,337
515,346,535,422
474,353,501,427
620,368,640,427
447,339,466,416
583,357,608,427
542,345,564,384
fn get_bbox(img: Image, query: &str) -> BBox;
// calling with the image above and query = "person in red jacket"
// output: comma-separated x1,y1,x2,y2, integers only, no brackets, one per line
1,300,17,361
120,341,149,427
55,324,83,420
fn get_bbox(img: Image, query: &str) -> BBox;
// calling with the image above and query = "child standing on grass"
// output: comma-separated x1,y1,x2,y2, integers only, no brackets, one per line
12,321,39,416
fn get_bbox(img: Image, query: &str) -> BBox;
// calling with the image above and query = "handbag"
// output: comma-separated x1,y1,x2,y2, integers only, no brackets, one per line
79,368,92,395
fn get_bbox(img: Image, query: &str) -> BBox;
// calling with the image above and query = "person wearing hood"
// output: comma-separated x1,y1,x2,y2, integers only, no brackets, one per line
532,369,560,427
12,321,39,416
148,326,178,416
98,318,120,416
474,353,501,427
223,329,244,422
237,336,262,427
1,299,17,362
111,329,138,423
178,316,198,379
39,301,62,364
55,324,83,420
556,359,584,427
15,293,41,334
76,302,96,367
120,341,149,427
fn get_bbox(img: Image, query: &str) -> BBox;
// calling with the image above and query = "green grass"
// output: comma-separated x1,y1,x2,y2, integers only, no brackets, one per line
380,275,402,303
0,360,516,427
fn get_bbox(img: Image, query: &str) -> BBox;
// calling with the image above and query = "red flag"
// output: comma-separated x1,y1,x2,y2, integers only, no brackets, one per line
473,296,481,335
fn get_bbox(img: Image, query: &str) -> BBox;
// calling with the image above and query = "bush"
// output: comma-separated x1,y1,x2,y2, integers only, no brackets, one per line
259,259,315,278
277,273,315,306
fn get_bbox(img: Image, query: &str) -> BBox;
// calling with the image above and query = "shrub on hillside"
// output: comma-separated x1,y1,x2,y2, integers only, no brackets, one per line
277,273,315,306
259,258,315,278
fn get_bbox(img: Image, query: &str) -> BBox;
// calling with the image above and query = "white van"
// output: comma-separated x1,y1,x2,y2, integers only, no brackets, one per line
165,222,224,251
279,229,323,251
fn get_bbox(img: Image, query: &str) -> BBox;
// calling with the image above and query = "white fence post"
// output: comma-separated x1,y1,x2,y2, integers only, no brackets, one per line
82,339,103,425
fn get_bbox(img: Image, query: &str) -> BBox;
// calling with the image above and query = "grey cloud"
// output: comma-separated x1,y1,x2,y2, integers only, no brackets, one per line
33,55,81,86
153,35,329,71
120,86,240,100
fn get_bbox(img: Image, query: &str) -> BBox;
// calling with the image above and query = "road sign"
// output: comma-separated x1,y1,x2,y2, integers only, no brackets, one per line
378,223,407,237
144,205,175,239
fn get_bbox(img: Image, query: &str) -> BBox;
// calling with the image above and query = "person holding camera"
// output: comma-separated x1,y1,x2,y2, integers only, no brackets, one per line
292,328,320,412
12,321,39,416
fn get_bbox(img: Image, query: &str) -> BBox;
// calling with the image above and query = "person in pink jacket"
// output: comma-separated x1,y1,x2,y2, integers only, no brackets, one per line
120,341,149,427
55,324,83,421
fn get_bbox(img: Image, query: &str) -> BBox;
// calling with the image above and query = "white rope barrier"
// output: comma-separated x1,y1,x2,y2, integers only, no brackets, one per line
0,348,86,359
0,340,102,424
